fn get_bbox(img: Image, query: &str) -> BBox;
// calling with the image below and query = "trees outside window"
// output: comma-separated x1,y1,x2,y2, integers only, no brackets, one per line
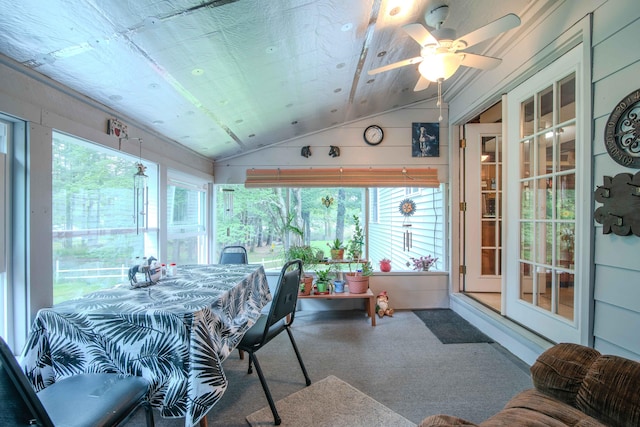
215,185,445,272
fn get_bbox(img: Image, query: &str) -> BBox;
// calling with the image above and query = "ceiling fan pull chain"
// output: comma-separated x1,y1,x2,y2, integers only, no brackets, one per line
437,79,443,122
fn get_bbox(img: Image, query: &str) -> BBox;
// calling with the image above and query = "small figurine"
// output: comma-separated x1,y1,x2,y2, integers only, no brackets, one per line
376,291,394,318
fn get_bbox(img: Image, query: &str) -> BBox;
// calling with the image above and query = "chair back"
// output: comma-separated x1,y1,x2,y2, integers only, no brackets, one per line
267,259,303,329
219,245,248,264
0,337,54,427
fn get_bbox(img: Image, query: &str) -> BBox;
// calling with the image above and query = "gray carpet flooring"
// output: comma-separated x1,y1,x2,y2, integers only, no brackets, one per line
129,309,533,427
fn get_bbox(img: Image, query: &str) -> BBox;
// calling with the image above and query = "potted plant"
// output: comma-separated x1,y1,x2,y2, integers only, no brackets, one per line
314,267,332,294
327,238,345,260
285,244,317,295
409,255,438,271
379,258,392,272
347,215,365,260
345,260,372,294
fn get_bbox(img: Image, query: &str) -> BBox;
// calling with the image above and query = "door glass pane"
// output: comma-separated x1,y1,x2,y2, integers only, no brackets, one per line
558,271,575,321
537,269,552,310
556,174,575,220
537,86,553,132
520,138,533,179
520,222,532,260
541,134,554,175
520,262,533,303
536,178,552,220
557,224,575,268
559,74,576,123
521,182,533,219
558,124,576,171
521,97,534,137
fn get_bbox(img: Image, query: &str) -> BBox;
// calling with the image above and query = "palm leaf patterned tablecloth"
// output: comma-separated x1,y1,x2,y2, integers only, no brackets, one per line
20,264,271,427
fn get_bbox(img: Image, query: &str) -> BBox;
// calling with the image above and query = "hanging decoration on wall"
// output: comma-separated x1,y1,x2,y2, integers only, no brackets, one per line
132,138,148,235
321,195,334,208
329,145,341,157
301,145,312,158
412,122,439,157
107,118,128,140
399,198,417,251
594,172,640,236
603,89,640,169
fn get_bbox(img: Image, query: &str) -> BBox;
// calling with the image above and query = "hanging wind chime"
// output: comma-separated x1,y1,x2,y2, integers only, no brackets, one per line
222,188,234,236
133,139,148,235
399,198,416,251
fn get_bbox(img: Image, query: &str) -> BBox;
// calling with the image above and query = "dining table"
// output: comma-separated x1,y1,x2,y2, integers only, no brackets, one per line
20,263,271,427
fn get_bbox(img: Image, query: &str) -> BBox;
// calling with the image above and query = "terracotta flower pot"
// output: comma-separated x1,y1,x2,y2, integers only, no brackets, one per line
299,275,313,295
345,273,369,294
330,248,344,260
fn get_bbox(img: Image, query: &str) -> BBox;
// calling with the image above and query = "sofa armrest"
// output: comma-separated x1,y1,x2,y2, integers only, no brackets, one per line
419,414,479,426
530,343,600,407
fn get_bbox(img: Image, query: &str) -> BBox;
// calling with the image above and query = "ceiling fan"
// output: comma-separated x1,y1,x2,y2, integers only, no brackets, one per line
368,4,521,92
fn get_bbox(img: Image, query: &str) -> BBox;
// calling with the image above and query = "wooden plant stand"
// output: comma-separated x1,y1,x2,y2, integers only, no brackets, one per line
298,287,376,326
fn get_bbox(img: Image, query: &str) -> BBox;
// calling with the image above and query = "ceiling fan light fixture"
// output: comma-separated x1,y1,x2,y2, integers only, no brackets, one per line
418,52,463,82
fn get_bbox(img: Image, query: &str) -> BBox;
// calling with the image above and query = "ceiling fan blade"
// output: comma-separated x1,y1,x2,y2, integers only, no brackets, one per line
402,23,439,46
454,13,520,49
413,76,431,92
368,56,423,75
461,53,502,70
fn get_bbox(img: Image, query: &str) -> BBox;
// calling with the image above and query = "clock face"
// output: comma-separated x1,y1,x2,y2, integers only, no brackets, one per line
604,89,640,168
363,125,384,145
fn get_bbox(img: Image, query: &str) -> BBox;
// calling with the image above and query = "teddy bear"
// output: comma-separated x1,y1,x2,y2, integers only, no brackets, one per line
376,291,394,318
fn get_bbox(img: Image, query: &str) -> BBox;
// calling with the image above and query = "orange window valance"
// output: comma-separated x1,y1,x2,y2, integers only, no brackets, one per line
245,167,439,188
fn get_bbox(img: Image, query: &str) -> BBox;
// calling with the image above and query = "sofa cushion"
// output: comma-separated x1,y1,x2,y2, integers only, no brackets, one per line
503,389,606,427
419,414,479,426
530,343,600,407
576,354,640,427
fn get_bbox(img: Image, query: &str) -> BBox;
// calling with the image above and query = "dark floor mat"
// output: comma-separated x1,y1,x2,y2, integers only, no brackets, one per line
413,309,494,344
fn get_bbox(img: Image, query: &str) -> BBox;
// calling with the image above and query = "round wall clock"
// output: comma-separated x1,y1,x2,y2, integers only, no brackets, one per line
604,89,640,168
363,125,384,145
399,198,416,217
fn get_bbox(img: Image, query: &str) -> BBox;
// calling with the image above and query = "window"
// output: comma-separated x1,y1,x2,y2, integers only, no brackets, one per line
0,119,8,338
167,173,208,265
214,185,445,272
52,132,158,303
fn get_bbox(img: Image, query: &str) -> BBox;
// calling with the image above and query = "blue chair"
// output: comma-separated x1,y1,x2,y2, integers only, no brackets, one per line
237,259,311,425
0,336,154,427
219,245,248,264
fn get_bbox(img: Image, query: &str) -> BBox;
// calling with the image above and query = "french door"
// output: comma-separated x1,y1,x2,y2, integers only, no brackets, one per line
505,45,586,343
464,123,502,293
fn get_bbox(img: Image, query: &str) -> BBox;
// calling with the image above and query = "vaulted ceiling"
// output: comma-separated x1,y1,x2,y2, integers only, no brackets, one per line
0,0,531,160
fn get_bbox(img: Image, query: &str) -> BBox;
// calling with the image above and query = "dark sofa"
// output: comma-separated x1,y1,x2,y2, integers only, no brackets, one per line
420,343,640,427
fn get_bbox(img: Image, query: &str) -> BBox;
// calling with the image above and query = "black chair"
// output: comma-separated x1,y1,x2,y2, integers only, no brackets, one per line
0,336,154,427
219,245,248,264
237,259,311,425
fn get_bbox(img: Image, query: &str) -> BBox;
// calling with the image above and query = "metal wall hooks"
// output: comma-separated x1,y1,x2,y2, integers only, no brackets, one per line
594,171,640,236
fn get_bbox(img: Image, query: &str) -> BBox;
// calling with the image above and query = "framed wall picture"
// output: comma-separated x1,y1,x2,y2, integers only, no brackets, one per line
411,122,439,157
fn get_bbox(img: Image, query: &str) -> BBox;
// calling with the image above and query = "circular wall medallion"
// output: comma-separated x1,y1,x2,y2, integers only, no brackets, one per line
399,198,416,217
363,125,384,145
604,89,640,168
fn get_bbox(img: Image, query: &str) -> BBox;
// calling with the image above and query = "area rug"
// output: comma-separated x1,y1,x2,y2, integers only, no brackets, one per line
246,375,416,427
413,309,494,344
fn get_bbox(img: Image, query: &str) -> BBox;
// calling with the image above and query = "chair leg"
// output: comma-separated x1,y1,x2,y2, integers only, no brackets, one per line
143,401,155,427
249,353,281,425
285,326,311,386
238,349,245,360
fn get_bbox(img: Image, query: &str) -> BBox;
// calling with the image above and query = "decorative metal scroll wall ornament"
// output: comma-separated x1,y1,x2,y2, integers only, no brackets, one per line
594,172,640,236
604,89,640,168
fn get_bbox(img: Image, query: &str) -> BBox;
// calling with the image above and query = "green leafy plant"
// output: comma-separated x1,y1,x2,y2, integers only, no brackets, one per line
315,267,332,283
347,214,364,259
327,238,344,250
